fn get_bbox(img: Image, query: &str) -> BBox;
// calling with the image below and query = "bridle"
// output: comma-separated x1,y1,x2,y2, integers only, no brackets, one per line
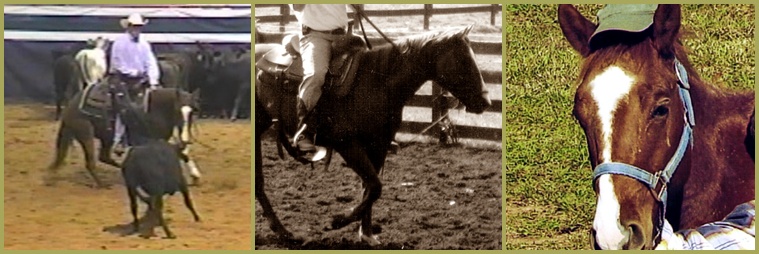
591,58,696,246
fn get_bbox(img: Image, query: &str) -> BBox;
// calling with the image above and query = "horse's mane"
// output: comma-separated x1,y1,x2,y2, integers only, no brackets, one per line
361,28,469,77
396,28,468,54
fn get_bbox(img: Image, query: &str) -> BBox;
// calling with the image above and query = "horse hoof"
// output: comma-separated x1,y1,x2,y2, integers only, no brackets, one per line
358,226,381,246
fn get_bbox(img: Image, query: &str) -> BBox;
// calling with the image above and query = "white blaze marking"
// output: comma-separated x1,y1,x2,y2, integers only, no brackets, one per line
589,66,634,249
589,66,634,163
180,106,192,143
593,175,629,249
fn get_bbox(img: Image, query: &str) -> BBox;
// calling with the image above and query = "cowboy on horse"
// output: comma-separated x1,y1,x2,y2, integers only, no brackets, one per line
109,13,161,155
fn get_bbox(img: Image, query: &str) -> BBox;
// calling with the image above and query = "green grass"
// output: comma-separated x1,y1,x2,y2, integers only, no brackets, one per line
504,4,754,250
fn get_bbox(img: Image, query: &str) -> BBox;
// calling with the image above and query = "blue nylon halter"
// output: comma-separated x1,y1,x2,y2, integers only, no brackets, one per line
591,58,696,244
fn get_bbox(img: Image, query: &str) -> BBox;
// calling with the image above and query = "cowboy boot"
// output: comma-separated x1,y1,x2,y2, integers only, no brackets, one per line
293,100,316,153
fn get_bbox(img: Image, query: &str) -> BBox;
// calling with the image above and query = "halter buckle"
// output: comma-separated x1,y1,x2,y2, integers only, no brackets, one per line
653,171,668,202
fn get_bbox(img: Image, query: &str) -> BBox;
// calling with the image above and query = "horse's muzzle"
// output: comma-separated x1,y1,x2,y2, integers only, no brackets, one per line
465,93,491,114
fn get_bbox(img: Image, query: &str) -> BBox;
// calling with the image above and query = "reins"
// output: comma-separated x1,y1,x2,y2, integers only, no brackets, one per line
351,4,398,51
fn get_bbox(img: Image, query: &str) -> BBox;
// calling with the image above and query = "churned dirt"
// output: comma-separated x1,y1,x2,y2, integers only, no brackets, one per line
255,137,502,250
4,103,251,250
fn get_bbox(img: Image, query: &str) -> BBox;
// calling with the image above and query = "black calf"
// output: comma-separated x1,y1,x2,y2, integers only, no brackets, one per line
115,90,200,239
121,140,200,238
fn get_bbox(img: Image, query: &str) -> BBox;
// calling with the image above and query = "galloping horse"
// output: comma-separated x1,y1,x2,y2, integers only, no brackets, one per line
48,78,201,188
559,4,754,249
255,25,491,245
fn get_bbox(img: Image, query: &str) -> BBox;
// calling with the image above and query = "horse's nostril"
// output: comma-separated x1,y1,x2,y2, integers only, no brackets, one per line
626,223,646,250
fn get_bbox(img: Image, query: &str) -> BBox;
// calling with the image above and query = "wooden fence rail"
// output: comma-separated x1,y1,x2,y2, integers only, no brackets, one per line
255,4,501,32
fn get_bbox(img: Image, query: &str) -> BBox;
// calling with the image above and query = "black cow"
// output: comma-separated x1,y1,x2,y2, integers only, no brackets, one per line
115,89,201,239
155,42,215,116
206,47,251,120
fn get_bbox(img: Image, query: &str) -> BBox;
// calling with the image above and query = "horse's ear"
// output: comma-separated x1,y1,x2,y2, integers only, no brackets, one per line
461,24,474,37
652,4,680,59
558,4,597,57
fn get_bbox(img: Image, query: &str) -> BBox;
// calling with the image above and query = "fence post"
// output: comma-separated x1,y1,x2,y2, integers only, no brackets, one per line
431,82,452,144
423,4,432,30
280,4,289,33
353,4,363,31
491,4,498,26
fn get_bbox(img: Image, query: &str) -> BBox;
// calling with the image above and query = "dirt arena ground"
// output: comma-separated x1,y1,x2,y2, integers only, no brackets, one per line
4,103,251,250
255,137,502,250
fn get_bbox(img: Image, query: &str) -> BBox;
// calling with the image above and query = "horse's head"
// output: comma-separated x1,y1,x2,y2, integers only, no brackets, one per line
94,37,110,50
559,4,693,249
423,25,491,114
177,88,201,144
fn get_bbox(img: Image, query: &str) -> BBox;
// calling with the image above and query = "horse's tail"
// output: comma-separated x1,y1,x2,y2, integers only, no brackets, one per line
48,122,73,170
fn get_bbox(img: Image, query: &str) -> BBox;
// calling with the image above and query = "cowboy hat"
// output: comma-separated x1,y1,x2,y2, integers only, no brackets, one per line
120,13,149,28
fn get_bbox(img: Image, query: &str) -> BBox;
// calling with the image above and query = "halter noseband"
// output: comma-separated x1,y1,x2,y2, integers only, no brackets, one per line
591,58,696,246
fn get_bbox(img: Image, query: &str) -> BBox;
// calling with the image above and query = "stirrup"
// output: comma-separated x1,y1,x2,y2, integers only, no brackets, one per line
292,124,327,162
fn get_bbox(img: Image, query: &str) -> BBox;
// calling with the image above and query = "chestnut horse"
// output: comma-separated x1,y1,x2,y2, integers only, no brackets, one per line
255,26,491,245
559,4,754,250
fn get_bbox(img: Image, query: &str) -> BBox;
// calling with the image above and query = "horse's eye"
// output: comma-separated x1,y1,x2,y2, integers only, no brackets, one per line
652,105,669,118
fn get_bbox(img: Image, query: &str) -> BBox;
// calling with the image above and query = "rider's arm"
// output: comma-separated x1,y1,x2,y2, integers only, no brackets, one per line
142,40,160,86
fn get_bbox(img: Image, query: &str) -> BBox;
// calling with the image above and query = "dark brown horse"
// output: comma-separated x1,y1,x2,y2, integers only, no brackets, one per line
255,25,491,245
559,4,754,249
48,79,201,188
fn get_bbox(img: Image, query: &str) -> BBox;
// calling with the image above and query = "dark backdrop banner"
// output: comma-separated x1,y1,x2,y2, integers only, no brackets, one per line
4,4,251,102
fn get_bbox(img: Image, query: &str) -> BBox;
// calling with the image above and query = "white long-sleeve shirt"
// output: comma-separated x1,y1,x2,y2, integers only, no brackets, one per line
290,4,350,32
109,32,160,85
656,200,755,250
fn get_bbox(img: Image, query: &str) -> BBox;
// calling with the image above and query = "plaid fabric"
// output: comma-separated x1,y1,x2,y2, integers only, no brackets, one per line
656,200,755,250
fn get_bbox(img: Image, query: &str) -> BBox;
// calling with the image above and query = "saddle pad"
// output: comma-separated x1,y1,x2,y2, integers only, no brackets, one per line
78,82,111,118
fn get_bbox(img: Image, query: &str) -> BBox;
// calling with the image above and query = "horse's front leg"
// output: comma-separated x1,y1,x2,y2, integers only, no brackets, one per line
331,141,382,246
255,138,295,240
179,145,202,186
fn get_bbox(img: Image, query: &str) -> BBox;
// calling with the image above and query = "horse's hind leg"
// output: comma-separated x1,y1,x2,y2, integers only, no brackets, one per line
49,123,74,171
331,141,382,246
255,139,294,240
97,137,120,168
74,131,105,188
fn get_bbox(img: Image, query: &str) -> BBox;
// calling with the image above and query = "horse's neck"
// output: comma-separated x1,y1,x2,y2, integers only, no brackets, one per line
689,78,754,144
362,46,432,109
674,77,755,228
